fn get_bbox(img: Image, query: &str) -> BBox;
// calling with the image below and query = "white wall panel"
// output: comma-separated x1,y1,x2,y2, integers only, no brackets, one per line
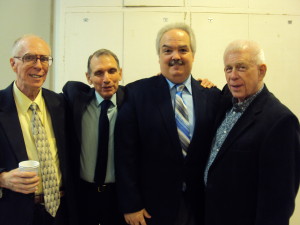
61,12,123,88
191,13,249,87
64,0,122,7
250,0,300,11
249,15,300,118
124,0,184,7
190,0,248,8
123,11,185,84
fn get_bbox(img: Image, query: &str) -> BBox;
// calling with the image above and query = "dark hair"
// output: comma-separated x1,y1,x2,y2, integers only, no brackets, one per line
87,49,120,74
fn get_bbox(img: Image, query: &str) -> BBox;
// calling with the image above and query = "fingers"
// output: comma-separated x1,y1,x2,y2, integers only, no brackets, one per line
0,169,39,194
201,78,216,88
124,209,150,225
143,209,152,219
14,182,38,194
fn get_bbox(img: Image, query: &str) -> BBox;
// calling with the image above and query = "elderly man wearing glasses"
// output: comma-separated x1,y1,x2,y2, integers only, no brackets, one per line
0,35,77,225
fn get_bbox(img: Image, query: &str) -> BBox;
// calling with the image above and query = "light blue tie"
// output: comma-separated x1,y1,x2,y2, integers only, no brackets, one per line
175,84,190,157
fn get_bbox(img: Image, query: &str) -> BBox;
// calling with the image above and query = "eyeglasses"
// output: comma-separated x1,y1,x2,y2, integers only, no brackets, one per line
14,54,53,66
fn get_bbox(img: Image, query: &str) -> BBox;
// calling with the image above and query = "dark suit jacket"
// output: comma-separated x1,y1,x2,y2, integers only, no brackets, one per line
0,82,77,225
205,85,300,225
62,81,125,186
115,75,221,225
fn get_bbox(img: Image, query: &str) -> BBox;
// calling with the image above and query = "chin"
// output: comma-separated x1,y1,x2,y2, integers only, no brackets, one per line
172,75,188,83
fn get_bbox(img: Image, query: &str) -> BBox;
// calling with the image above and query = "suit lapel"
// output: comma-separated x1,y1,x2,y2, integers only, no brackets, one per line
187,78,210,159
190,78,206,144
116,86,125,107
211,88,267,167
0,83,28,162
73,89,94,143
43,89,62,141
154,75,181,150
217,110,256,156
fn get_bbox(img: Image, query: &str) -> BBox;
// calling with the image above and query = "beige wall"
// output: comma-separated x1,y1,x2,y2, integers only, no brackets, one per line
0,0,52,90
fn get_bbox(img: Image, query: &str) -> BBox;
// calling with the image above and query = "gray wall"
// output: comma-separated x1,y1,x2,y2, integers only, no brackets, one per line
0,0,52,89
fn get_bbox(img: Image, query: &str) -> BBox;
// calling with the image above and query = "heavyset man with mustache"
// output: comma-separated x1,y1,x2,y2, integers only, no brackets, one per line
115,23,221,225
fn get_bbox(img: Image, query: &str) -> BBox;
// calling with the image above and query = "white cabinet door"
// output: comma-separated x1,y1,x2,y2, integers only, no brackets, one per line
191,13,248,87
63,0,123,7
190,0,248,8
124,0,184,7
250,14,300,116
62,12,123,85
250,0,300,11
123,11,186,84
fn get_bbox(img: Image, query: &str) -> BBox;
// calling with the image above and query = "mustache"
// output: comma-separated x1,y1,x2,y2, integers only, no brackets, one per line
168,59,184,66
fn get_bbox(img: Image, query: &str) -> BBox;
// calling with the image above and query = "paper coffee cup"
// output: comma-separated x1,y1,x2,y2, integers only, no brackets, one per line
19,160,40,174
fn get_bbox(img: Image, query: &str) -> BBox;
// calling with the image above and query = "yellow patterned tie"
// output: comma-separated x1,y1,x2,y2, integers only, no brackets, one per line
29,103,60,217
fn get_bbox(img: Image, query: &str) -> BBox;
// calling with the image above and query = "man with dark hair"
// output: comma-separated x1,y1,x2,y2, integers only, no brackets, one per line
63,49,127,225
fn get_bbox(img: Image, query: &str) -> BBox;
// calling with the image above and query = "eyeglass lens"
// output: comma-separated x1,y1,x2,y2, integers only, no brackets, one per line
23,54,52,65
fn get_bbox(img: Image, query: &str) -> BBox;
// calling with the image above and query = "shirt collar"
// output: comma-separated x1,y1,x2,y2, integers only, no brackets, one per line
232,84,264,113
94,90,117,107
13,81,43,113
165,74,192,94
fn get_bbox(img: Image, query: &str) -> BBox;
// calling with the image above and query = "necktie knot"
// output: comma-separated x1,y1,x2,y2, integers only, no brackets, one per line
176,84,185,93
29,102,38,112
100,100,111,113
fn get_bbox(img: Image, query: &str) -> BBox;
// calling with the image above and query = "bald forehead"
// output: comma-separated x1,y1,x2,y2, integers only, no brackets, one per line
13,36,51,56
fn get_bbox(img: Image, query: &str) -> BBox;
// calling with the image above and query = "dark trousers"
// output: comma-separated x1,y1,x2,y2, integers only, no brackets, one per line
33,197,68,225
174,193,197,225
78,179,127,225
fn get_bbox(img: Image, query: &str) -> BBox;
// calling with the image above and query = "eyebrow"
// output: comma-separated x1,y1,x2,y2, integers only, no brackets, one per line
161,44,189,48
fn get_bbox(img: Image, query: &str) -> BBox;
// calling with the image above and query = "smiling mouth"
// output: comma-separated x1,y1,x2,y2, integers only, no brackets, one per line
30,74,44,78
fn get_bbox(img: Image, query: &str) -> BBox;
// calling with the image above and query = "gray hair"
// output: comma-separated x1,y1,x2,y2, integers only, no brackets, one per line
223,40,265,65
156,22,196,55
87,49,120,74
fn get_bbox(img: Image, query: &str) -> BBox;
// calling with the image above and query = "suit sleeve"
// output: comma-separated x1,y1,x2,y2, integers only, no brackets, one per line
115,85,144,214
255,114,300,225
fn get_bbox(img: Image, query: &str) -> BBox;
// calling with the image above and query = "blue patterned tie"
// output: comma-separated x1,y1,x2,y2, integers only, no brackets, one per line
175,85,190,157
30,103,60,217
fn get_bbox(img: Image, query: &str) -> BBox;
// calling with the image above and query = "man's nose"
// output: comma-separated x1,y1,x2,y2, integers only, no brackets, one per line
33,58,43,69
171,51,180,59
103,72,111,82
230,68,239,79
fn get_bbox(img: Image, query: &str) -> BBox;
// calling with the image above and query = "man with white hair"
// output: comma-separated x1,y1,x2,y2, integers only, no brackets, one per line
0,35,77,225
204,40,300,225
